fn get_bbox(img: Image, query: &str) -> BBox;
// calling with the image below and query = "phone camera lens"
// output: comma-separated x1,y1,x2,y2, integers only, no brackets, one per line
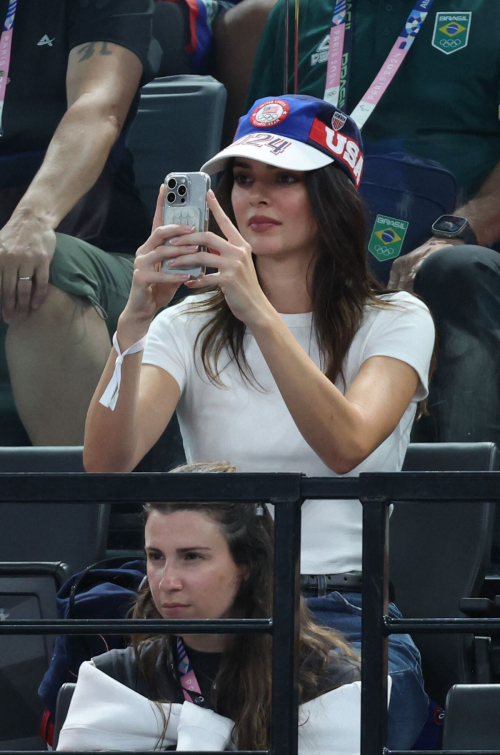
167,178,177,190
178,185,187,197
180,197,186,204
167,192,176,203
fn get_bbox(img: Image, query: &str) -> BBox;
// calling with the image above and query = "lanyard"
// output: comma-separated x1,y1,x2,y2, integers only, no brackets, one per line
0,0,17,137
177,637,208,707
324,0,435,129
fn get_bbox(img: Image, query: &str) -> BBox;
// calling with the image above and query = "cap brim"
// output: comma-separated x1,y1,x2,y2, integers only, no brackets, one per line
201,134,334,175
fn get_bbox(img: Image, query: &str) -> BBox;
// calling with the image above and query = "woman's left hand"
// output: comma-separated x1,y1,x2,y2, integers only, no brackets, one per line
168,190,271,325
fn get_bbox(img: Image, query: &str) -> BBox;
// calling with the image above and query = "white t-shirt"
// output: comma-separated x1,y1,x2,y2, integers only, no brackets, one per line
143,291,435,574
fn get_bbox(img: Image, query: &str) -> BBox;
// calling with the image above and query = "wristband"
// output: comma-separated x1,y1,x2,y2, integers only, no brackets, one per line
99,331,147,411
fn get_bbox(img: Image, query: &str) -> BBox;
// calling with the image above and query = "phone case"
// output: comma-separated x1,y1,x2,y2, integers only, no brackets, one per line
161,172,211,279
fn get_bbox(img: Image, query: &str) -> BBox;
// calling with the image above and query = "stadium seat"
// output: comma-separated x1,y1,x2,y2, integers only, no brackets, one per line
126,74,227,219
390,442,500,706
53,683,76,749
0,562,69,750
0,447,109,575
442,684,500,748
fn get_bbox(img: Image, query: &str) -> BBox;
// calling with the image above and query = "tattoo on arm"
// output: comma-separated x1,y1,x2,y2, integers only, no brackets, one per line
77,41,113,62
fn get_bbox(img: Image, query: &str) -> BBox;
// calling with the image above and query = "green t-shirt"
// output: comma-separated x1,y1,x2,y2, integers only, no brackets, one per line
247,0,500,201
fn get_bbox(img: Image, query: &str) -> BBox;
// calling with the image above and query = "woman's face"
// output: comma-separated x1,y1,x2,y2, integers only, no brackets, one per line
230,158,319,260
145,510,245,647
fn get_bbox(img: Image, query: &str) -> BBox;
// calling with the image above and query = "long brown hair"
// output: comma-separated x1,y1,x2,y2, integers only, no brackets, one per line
187,160,396,388
132,462,359,750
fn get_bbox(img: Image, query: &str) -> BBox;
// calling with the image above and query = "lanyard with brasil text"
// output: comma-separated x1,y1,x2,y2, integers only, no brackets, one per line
324,0,436,129
177,637,208,707
0,0,17,137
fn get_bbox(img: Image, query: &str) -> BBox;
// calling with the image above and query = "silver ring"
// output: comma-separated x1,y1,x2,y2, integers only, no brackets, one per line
18,276,33,281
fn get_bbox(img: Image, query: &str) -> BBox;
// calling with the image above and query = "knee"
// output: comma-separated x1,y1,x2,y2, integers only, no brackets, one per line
414,244,500,305
9,284,84,335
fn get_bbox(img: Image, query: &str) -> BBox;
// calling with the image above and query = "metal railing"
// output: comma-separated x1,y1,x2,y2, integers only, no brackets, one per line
1,470,500,755
359,471,500,755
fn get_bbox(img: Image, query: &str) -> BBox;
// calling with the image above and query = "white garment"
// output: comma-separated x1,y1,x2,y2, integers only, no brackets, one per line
143,292,434,573
298,677,392,755
57,661,235,752
57,660,392,754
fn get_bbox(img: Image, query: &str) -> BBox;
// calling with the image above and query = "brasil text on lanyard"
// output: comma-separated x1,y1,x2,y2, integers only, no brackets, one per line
0,0,17,136
324,0,436,129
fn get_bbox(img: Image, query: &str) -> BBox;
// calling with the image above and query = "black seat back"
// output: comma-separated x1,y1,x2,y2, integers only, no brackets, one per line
53,683,76,749
0,562,69,750
443,684,500,748
127,75,227,219
390,442,499,705
0,447,109,575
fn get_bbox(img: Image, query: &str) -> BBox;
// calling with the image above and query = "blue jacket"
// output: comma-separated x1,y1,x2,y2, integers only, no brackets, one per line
38,559,146,716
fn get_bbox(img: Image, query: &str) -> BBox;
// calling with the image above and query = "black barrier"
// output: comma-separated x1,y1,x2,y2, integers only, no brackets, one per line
0,472,328,755
2,470,500,755
359,471,500,755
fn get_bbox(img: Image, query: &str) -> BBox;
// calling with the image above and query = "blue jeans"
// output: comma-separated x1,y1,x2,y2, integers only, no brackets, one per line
307,591,429,750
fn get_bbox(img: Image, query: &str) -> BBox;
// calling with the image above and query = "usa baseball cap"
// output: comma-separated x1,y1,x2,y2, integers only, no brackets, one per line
201,95,364,188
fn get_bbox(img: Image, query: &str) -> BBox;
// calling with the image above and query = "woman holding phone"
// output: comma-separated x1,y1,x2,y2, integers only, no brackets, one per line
58,462,366,754
84,95,435,748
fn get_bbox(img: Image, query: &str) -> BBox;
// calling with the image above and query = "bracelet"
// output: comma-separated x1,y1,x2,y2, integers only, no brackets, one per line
99,331,147,411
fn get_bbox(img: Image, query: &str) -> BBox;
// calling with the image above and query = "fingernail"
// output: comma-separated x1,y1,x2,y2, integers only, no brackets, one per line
208,189,215,198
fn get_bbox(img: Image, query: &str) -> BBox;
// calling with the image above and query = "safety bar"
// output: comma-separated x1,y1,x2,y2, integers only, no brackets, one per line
0,472,323,755
2,471,500,755
360,471,500,755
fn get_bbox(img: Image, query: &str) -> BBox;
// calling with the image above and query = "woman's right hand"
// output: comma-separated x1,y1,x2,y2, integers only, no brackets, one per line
119,185,197,332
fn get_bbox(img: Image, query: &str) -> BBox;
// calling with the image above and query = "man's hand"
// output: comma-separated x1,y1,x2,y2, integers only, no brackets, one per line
388,236,465,292
0,209,56,322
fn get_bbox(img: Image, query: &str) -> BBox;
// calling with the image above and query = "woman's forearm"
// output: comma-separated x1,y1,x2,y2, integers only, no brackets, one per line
83,317,151,473
84,313,181,473
84,353,144,473
248,308,417,474
249,310,367,473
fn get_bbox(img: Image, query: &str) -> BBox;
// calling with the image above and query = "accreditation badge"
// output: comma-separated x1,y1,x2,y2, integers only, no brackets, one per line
368,215,409,263
432,12,471,55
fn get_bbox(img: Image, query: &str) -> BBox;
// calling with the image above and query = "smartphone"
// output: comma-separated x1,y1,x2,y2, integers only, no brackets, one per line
161,171,211,279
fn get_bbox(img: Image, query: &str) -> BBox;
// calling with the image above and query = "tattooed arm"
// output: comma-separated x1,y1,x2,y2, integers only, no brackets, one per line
0,42,143,317
17,41,142,229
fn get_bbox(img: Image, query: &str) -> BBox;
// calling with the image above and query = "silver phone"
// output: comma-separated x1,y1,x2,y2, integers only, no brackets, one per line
161,171,211,279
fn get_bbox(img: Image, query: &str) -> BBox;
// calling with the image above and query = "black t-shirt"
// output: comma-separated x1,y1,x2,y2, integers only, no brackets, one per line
0,0,158,253
93,639,361,708
93,641,221,708
185,645,221,706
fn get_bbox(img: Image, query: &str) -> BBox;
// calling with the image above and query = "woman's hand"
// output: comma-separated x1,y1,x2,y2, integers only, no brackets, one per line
118,186,198,340
168,190,271,326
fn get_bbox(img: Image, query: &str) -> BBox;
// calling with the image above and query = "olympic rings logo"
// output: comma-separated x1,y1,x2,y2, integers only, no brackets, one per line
373,244,398,256
439,39,462,48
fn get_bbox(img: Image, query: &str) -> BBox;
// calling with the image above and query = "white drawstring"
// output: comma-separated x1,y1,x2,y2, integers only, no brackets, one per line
99,331,147,411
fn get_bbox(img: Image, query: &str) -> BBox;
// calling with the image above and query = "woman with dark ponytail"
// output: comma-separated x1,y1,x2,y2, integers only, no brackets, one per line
84,95,435,748
58,462,363,753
